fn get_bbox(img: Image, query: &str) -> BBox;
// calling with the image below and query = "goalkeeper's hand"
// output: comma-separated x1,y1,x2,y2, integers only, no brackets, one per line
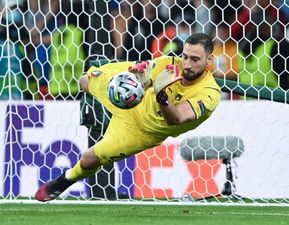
154,64,182,96
128,61,154,88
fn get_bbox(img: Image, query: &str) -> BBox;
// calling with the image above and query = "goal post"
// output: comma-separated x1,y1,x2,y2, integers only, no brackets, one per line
0,0,289,205
215,78,289,104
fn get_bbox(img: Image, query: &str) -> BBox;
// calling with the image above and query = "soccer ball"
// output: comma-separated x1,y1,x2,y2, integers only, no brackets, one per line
107,72,144,109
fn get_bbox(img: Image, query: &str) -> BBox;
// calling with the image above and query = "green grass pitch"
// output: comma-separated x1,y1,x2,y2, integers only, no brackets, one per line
1,203,289,225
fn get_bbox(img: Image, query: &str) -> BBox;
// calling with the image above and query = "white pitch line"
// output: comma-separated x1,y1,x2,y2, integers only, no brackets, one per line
0,208,289,217
2,200,289,208
0,208,69,212
209,211,289,217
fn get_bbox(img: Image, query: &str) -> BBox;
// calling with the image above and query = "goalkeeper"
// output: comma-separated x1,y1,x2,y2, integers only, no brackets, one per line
35,33,221,202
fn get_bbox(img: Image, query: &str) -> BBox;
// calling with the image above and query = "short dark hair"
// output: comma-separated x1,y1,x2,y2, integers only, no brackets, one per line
185,33,214,54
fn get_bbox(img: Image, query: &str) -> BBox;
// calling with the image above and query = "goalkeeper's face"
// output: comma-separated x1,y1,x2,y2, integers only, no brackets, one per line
181,43,213,81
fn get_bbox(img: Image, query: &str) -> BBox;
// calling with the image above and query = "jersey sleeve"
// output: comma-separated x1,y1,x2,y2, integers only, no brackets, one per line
86,61,135,78
187,87,221,119
101,61,135,72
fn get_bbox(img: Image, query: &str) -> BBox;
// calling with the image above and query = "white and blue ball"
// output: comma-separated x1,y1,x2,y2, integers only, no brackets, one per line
107,72,144,109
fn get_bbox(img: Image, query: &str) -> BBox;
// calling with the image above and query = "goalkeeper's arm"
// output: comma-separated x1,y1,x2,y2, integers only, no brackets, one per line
157,94,196,125
154,65,196,125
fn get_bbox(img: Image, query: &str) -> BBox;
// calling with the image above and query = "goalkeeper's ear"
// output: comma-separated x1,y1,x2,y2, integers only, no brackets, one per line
206,53,214,66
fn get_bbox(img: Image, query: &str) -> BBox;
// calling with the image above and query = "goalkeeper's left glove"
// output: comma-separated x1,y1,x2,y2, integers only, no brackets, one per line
128,61,154,87
154,64,182,96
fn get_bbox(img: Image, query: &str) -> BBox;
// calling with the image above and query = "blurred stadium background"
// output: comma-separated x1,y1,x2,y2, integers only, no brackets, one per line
0,0,289,214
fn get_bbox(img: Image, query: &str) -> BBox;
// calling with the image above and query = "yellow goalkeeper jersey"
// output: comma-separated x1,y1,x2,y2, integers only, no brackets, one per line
87,56,221,141
132,56,221,139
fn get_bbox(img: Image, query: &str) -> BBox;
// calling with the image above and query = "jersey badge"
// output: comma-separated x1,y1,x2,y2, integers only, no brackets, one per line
197,100,206,116
175,94,182,101
91,70,103,77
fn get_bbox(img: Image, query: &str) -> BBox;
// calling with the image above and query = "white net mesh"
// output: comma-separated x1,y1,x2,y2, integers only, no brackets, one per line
0,0,289,204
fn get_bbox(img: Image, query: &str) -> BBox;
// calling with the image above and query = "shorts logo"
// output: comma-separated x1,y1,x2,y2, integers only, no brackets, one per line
197,100,206,116
91,70,103,77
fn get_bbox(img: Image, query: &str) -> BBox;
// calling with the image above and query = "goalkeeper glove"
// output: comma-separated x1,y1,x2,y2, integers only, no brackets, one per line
153,64,182,95
128,61,154,87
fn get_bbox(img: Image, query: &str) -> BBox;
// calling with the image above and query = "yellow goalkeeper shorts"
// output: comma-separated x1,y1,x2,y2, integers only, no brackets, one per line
88,70,162,164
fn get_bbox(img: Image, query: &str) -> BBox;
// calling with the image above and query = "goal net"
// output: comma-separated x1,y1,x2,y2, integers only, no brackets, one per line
0,0,289,205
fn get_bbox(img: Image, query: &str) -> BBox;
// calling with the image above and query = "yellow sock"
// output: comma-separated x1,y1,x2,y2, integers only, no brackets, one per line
65,161,99,181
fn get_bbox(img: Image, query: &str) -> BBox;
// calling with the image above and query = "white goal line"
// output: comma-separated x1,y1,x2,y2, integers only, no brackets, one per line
1,200,289,208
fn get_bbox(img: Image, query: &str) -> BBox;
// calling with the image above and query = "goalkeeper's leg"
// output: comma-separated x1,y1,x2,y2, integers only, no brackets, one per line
35,116,161,202
35,147,102,202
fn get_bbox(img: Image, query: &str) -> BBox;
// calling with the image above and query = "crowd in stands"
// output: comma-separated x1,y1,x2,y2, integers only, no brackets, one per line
0,0,288,100
0,0,89,100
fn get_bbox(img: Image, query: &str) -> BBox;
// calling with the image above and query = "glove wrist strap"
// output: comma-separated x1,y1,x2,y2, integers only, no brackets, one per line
156,90,169,106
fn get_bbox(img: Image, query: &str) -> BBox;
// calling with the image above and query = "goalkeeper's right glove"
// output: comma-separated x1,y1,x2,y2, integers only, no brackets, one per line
128,61,154,87
153,64,182,96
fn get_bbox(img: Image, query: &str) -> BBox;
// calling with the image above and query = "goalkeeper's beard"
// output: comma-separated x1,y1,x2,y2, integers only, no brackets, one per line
183,67,206,81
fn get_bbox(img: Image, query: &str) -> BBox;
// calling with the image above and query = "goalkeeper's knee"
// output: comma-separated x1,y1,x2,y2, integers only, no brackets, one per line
81,147,102,169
